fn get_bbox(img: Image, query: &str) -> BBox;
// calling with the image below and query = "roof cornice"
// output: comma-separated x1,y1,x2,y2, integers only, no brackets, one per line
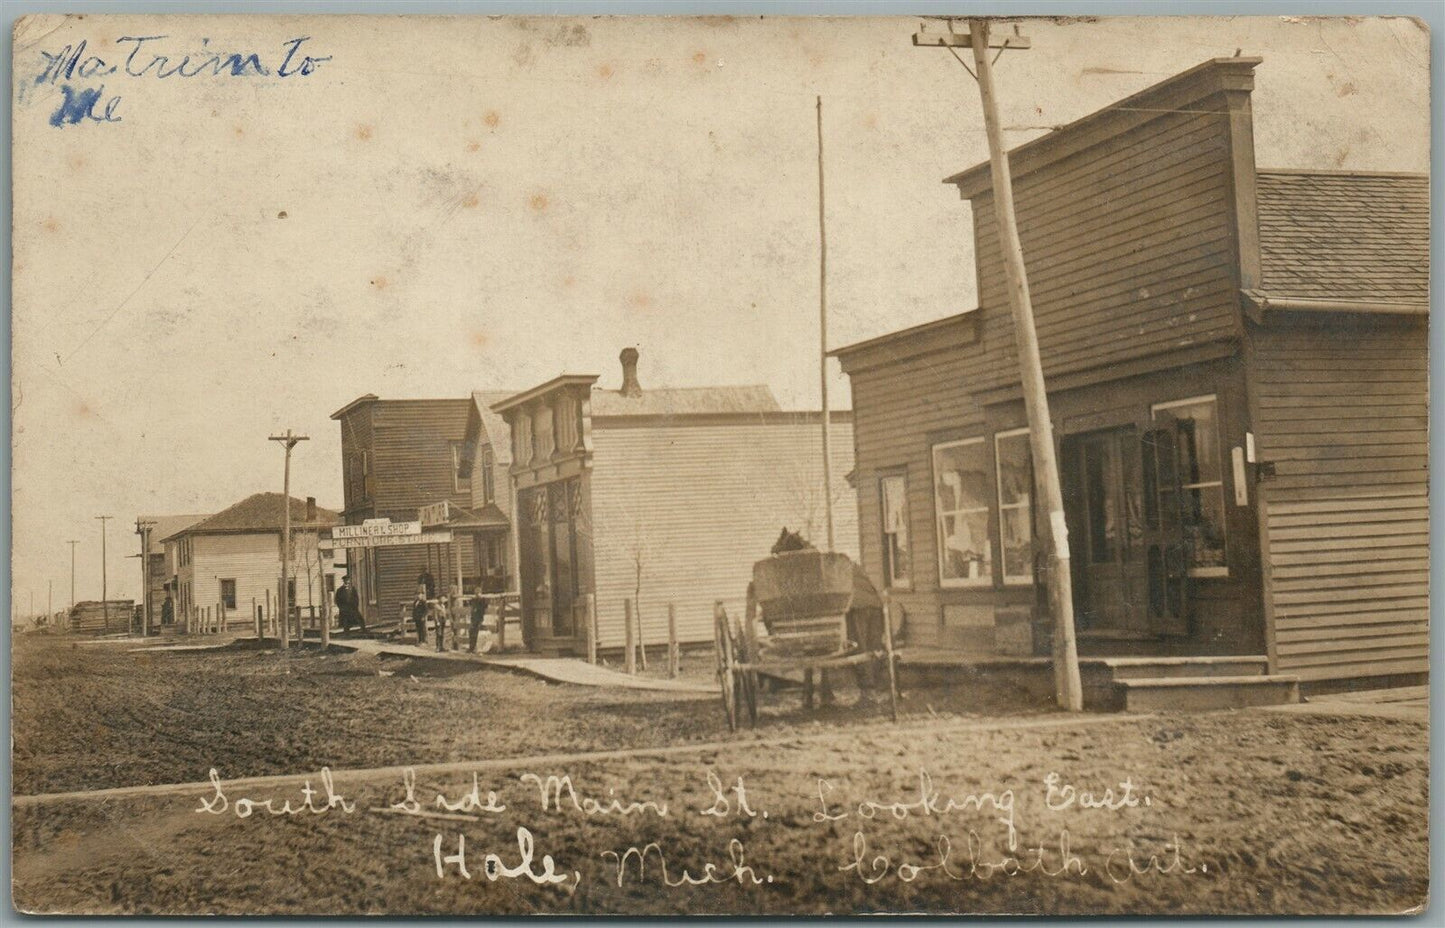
946,57,1262,199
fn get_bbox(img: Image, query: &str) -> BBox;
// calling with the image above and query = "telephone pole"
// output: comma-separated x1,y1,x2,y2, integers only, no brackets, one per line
269,430,309,649
67,539,79,611
135,518,157,637
913,17,1083,711
95,515,113,633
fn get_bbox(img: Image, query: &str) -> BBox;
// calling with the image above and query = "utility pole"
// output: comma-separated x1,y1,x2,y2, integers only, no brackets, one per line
269,429,309,649
912,17,1083,711
67,540,78,612
95,515,112,633
48,581,52,626
135,518,157,637
816,95,835,553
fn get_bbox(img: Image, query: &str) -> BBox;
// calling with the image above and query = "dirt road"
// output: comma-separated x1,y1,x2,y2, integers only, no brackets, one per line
11,637,1429,915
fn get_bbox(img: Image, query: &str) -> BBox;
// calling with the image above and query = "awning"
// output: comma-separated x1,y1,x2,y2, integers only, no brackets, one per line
439,502,510,532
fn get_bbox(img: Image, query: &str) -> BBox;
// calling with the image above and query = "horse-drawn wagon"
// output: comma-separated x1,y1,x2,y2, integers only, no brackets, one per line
713,548,899,729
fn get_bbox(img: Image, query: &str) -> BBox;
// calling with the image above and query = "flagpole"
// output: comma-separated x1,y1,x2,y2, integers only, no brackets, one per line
817,95,836,553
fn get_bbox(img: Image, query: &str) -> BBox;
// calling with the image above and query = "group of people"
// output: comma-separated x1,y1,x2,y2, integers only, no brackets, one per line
410,570,492,653
331,569,493,653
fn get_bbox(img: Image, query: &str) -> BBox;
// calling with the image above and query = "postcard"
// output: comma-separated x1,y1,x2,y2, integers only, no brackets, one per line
10,13,1429,916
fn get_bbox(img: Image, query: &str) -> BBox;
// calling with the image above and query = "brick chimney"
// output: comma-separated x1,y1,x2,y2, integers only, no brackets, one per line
306,496,317,522
619,347,642,397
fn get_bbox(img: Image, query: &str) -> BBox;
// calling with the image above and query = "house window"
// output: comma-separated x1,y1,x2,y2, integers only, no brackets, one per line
995,429,1035,585
879,474,911,589
451,442,472,493
220,579,237,611
932,438,992,587
481,446,496,504
1152,395,1227,577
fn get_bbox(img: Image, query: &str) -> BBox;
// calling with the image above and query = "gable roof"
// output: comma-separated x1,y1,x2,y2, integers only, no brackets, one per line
459,390,522,478
469,391,519,464
141,513,210,554
1256,170,1429,305
162,493,339,540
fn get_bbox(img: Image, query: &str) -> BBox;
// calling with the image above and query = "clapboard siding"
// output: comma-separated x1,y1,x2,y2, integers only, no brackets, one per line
371,543,476,625
971,105,1240,392
370,400,475,512
587,420,857,650
336,404,374,516
335,398,479,624
1252,319,1429,681
185,532,340,628
848,352,987,646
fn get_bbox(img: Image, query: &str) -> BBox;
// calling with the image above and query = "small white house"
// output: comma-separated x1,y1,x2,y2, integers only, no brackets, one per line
161,493,342,630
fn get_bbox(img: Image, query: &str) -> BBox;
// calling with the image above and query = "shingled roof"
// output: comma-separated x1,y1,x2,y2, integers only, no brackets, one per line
162,493,339,540
589,385,782,417
1256,170,1429,305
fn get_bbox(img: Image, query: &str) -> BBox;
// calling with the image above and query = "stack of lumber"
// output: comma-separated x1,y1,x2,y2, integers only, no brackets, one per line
69,600,134,635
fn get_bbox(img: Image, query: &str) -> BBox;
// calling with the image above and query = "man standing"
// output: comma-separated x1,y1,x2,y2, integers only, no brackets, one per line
468,591,489,653
334,575,365,633
431,594,449,652
411,586,429,645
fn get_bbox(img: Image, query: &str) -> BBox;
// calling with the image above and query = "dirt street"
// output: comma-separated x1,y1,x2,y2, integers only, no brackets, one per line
11,636,1430,915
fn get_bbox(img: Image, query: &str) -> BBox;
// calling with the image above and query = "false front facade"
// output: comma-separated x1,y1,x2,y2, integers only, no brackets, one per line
493,349,857,655
833,58,1427,692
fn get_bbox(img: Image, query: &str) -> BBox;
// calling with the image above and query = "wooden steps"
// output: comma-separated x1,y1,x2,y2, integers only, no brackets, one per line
1081,656,1300,711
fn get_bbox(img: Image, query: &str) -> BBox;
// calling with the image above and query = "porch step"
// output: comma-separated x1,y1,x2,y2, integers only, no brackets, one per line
1114,674,1301,712
1095,655,1271,680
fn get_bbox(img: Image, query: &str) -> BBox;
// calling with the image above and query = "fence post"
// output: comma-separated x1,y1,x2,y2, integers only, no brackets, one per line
667,603,679,678
265,589,273,638
584,593,597,665
624,599,636,675
636,601,648,672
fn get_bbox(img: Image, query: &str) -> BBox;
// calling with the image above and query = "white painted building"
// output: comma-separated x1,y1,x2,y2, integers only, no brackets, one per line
160,493,342,630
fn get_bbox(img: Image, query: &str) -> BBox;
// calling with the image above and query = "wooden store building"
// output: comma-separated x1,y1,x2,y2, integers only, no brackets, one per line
331,395,495,625
832,58,1427,699
490,348,857,655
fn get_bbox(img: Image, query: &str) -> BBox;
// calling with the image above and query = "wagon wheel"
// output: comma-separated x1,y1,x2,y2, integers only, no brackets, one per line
714,608,739,732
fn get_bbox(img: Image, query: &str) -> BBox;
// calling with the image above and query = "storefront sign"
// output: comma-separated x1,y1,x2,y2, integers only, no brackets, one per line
418,501,451,526
332,520,421,539
322,530,453,550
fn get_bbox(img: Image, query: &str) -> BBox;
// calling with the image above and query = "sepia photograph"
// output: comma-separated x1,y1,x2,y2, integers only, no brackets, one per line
7,9,1433,916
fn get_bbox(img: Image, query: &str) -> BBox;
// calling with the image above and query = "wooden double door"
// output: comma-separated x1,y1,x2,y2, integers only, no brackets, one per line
1060,420,1191,638
517,479,587,651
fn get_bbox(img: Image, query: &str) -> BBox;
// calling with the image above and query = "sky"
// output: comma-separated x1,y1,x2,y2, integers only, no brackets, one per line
10,14,1431,611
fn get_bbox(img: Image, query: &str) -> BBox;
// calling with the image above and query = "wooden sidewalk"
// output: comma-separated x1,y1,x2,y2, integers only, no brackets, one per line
331,637,720,695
